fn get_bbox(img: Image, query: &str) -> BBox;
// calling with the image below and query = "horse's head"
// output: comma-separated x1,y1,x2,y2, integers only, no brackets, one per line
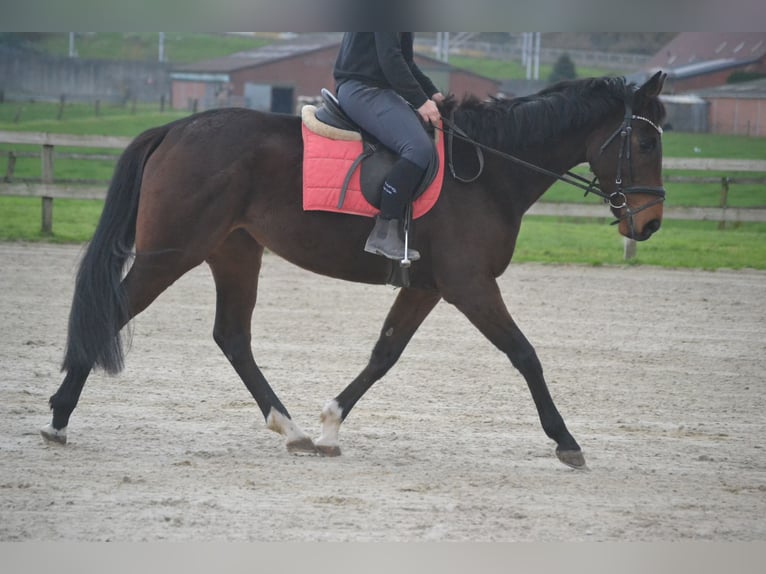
586,71,667,241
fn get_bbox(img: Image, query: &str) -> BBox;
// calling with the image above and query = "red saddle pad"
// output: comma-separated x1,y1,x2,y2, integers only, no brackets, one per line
301,120,445,219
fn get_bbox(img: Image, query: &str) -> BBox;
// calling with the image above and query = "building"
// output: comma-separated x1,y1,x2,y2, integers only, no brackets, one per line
628,33,766,135
690,79,766,137
170,34,501,113
643,32,766,93
658,94,709,133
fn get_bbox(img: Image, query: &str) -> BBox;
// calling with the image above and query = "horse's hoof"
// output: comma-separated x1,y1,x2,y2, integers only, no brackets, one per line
556,448,587,469
316,443,341,457
286,436,317,455
40,424,67,445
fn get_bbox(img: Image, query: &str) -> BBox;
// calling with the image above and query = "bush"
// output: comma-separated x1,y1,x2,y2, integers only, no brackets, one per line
727,71,766,84
549,53,577,83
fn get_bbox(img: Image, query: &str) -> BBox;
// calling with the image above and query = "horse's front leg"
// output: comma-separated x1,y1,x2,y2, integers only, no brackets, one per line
443,276,586,469
316,288,442,456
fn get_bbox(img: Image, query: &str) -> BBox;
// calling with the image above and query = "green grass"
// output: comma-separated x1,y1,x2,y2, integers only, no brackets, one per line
514,217,766,269
2,201,762,270
0,101,190,182
0,196,103,243
0,101,187,135
24,33,270,64
661,132,766,160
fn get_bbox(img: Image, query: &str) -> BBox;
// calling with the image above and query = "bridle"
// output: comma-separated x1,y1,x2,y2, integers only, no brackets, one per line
594,101,666,236
438,94,666,233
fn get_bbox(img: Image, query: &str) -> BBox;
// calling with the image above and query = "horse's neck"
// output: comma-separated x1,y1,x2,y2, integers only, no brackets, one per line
507,138,588,209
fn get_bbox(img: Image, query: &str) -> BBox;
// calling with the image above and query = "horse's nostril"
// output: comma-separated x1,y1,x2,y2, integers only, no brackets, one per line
633,218,662,241
645,219,661,235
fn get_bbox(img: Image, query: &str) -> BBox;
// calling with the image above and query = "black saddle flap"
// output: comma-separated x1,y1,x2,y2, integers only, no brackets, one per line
315,88,440,211
359,145,438,210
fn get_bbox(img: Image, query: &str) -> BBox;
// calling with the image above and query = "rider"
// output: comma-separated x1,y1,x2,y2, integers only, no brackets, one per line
333,32,445,261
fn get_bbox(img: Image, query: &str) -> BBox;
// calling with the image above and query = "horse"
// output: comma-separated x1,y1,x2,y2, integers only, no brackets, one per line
41,71,667,469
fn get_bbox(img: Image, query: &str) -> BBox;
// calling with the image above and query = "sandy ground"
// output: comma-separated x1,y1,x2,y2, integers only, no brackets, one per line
1,242,765,542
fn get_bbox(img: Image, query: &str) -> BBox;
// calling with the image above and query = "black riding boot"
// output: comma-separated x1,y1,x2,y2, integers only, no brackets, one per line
364,158,424,261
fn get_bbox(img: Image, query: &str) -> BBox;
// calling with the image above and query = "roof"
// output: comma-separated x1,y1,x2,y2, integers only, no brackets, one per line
668,58,756,80
644,32,766,72
171,33,498,87
174,33,343,74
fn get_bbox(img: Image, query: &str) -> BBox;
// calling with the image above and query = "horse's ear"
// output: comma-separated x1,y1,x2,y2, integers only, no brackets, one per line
636,71,666,99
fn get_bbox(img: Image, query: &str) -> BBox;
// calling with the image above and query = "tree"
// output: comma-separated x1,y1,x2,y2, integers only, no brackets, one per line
549,53,577,83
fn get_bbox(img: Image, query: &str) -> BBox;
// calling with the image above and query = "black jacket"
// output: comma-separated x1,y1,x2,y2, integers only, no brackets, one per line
333,33,439,109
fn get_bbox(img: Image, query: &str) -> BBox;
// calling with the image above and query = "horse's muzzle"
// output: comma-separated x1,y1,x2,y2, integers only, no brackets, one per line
633,217,662,241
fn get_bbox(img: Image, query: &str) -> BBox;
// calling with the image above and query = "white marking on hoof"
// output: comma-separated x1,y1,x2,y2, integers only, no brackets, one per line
316,399,343,456
40,423,67,445
265,409,315,454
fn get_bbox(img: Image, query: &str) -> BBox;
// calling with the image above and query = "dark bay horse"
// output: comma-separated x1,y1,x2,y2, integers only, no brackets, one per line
41,72,667,469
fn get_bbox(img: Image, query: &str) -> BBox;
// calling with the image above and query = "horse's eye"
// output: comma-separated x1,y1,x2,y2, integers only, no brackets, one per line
639,137,657,153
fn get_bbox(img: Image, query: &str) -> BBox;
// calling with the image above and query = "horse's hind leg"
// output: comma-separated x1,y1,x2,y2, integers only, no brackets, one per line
207,230,315,454
316,287,441,456
42,250,202,445
41,366,89,444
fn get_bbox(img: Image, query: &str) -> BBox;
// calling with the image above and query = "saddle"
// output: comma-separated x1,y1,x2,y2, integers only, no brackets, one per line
305,89,440,211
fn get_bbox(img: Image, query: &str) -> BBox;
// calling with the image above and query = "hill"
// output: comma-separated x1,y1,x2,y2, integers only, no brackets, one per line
0,33,271,64
1,32,676,64
541,33,675,55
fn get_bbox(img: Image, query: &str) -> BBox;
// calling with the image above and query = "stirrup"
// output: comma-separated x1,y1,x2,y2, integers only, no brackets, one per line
401,204,413,268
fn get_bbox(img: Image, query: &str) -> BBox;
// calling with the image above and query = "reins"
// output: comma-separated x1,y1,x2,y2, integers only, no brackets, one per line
435,101,666,229
437,114,601,196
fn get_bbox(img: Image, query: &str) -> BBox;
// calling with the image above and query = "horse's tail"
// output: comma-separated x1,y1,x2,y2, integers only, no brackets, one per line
62,123,171,375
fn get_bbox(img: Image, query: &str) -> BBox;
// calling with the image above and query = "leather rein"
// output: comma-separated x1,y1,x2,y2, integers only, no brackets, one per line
437,98,666,228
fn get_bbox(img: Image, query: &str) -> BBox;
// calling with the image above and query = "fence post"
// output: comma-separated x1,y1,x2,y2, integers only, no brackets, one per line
4,151,16,182
41,144,54,235
718,176,730,230
623,237,637,260
57,94,66,120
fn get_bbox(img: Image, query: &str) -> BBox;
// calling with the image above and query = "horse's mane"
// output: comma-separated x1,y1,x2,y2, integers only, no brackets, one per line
442,76,664,152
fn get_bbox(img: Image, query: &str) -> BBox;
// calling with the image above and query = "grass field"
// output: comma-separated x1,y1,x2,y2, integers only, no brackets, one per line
11,33,271,64
2,197,762,270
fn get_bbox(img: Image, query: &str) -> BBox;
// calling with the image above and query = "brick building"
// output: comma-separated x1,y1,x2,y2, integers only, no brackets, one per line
170,34,500,113
692,79,766,137
644,32,766,93
633,33,766,135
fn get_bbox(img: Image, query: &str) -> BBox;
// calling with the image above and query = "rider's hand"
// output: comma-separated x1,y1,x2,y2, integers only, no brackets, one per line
417,98,441,126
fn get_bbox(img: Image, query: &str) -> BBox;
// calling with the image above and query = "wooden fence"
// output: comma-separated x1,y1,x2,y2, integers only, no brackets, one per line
1,131,765,258
0,131,131,234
